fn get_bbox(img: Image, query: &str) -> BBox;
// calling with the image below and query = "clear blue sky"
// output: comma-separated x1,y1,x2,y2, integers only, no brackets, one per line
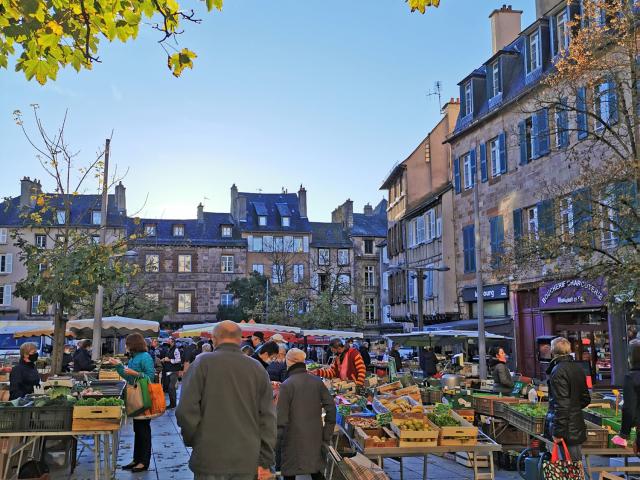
0,1,534,222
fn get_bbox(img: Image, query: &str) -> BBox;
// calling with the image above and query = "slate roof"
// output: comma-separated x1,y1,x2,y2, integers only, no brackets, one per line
240,192,311,233
351,200,388,238
309,222,352,248
0,194,126,228
127,212,246,247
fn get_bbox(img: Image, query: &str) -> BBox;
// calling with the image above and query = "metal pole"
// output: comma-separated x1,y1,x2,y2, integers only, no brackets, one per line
473,169,487,379
416,267,425,359
265,279,269,322
92,138,110,361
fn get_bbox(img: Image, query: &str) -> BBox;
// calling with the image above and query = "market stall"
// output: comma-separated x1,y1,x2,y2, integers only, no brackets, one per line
13,316,160,338
174,321,301,341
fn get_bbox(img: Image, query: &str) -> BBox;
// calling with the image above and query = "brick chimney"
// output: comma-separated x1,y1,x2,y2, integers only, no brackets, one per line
237,196,247,223
20,177,42,208
197,203,204,223
114,181,126,214
298,185,307,218
535,0,558,18
230,184,238,221
363,203,373,216
332,199,354,230
489,5,522,54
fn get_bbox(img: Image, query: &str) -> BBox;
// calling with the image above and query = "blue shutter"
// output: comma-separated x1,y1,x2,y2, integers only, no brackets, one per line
469,149,477,188
490,216,504,268
486,64,494,99
460,85,467,117
454,157,461,193
608,79,619,124
558,98,569,148
518,120,528,165
537,109,550,156
614,181,639,244
480,143,488,183
531,113,539,159
538,199,555,236
513,208,523,240
549,14,557,58
576,87,588,139
499,132,507,173
524,35,531,74
572,187,594,247
463,225,476,273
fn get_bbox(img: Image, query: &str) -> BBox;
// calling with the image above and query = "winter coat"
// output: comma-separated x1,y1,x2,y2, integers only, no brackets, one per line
620,368,640,439
277,363,336,476
9,359,40,400
268,361,287,382
73,348,96,372
316,348,366,385
545,355,591,445
390,350,403,371
491,360,514,394
116,351,155,385
358,346,371,367
176,343,276,475
420,350,437,376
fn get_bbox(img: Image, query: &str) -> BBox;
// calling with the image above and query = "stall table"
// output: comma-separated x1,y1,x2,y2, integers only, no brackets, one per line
0,419,121,480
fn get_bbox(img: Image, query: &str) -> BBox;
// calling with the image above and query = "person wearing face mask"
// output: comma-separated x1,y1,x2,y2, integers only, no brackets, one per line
313,338,366,386
73,339,96,372
10,342,40,400
489,346,514,394
252,341,279,370
61,344,74,373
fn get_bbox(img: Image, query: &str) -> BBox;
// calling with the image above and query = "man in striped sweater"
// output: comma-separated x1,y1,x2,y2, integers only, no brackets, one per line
314,338,366,386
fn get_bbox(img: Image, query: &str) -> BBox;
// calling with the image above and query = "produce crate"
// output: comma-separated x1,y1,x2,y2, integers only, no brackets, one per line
377,381,402,394
437,411,478,446
503,403,547,435
493,398,528,419
344,415,378,437
394,385,421,402
353,426,398,450
602,415,625,433
73,405,122,420
472,395,525,417
98,370,121,381
25,405,73,432
390,419,439,448
481,420,529,446
454,409,475,424
372,396,423,420
0,407,28,433
583,420,609,449
583,407,618,426
428,389,443,404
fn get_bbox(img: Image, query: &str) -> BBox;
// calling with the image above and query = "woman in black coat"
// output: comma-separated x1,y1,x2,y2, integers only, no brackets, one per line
73,339,96,372
277,349,336,480
613,340,640,449
489,346,514,394
9,342,40,400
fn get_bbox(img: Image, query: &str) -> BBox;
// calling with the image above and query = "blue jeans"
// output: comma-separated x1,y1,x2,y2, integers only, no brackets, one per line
194,475,255,480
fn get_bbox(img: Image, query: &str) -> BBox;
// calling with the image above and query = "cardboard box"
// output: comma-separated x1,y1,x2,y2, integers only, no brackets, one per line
354,426,398,450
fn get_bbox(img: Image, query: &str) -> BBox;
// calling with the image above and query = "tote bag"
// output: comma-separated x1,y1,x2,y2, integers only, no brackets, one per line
126,379,151,417
134,382,166,420
542,440,585,480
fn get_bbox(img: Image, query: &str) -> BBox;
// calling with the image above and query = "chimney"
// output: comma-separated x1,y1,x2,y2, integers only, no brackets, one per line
489,5,522,54
197,203,204,223
238,196,247,223
331,199,354,229
20,177,41,208
298,185,307,218
363,203,373,216
230,184,238,221
535,0,558,18
114,181,126,214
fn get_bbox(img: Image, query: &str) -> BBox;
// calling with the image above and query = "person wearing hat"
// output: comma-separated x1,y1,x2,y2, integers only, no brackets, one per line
277,349,335,480
270,333,286,345
268,343,288,382
313,338,366,386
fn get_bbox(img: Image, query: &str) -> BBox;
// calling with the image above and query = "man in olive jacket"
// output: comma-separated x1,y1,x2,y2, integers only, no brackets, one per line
277,348,336,480
176,321,276,479
545,336,591,462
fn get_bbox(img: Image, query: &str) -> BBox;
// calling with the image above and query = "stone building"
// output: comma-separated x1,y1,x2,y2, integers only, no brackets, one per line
380,100,460,328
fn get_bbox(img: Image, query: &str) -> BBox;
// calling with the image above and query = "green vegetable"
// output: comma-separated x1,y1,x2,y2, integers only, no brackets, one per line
427,413,460,427
47,387,71,399
511,403,548,418
76,397,123,407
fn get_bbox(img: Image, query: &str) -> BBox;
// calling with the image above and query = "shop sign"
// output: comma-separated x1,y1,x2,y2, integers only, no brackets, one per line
462,284,509,302
539,278,606,309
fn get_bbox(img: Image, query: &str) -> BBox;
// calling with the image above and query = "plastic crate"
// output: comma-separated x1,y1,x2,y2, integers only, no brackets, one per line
503,403,547,435
0,407,27,432
26,405,74,432
583,421,609,449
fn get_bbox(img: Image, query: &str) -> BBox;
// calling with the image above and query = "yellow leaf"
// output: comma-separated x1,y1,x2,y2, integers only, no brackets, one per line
47,21,63,35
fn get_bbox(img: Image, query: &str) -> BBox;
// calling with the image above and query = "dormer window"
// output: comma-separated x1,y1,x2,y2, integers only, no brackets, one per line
258,216,267,227
464,81,473,116
144,224,156,236
173,224,185,237
555,9,570,54
91,211,101,225
281,216,290,227
491,60,501,98
56,210,66,225
528,30,541,73
221,226,232,237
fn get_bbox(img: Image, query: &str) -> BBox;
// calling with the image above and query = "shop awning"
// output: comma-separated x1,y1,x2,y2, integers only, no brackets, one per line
300,329,364,339
14,316,159,338
384,330,511,347
174,322,301,339
424,317,513,330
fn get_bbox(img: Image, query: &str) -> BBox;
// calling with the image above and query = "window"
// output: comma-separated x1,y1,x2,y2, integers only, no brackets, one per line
258,216,267,226
221,226,232,237
144,224,156,236
382,272,389,291
38,263,47,273
55,235,66,244
0,254,12,274
56,210,66,225
274,237,284,252
91,235,100,245
462,225,475,273
281,216,290,227
263,236,274,252
31,295,42,314
595,5,606,27
560,196,575,243
337,274,350,291
364,297,376,322
491,60,501,98
221,255,234,273
272,264,284,284
527,206,539,239
283,236,294,253
221,293,234,306
594,80,618,131
489,216,505,268
364,239,374,255
294,237,303,252
293,264,304,283
92,211,101,225
364,266,376,287
463,152,475,190
337,249,350,266
178,254,192,273
177,293,192,313
519,111,550,164
555,99,570,148
0,284,11,306
464,81,473,116
576,87,588,139
0,228,7,245
522,117,534,163
425,268,434,298
252,264,264,275
35,234,46,248
601,191,619,249
556,9,570,53
425,210,436,241
416,216,426,244
489,137,501,177
252,236,263,252
408,272,416,300
145,254,159,272
529,30,541,72
173,224,184,237
318,273,329,291
318,248,330,265
145,293,159,302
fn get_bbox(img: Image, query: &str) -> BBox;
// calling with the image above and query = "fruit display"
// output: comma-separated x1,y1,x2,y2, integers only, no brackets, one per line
376,397,422,415
395,419,433,431
346,416,379,429
306,362,322,371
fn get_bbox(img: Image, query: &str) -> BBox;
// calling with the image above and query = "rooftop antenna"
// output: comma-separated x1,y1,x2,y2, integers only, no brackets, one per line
426,81,443,111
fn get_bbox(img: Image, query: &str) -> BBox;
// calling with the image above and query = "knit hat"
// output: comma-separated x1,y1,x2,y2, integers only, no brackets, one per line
270,334,285,344
286,348,306,368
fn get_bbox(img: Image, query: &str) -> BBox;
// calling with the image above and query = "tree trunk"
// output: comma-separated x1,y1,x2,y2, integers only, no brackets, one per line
51,307,67,374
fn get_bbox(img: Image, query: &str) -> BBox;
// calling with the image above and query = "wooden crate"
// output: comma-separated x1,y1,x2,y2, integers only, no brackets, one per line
395,385,421,402
377,381,402,394
353,426,398,450
373,396,424,420
583,420,609,448
472,395,526,417
73,405,122,420
438,411,478,446
454,409,475,424
98,370,121,381
390,419,439,448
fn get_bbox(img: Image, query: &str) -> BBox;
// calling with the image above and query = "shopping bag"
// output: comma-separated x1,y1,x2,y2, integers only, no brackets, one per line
134,382,166,420
138,377,152,410
125,380,150,417
542,440,584,480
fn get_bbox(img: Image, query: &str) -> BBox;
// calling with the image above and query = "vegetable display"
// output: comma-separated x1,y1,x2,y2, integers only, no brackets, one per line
510,403,547,418
76,397,124,407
